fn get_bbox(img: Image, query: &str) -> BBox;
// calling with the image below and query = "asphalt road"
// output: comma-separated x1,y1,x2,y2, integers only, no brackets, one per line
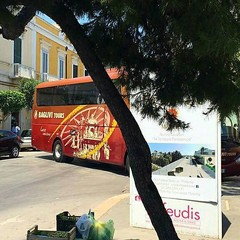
0,150,129,240
0,150,239,240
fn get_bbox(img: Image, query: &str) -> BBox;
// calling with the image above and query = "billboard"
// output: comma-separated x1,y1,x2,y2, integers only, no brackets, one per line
130,104,222,239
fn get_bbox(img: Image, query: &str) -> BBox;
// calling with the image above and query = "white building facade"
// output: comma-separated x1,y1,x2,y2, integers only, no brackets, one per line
0,15,84,131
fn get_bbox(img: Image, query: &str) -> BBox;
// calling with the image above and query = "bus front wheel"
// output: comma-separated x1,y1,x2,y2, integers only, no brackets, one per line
53,140,74,163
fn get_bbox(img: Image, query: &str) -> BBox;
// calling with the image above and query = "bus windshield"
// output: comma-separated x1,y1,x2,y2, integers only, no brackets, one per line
221,113,239,143
221,112,240,177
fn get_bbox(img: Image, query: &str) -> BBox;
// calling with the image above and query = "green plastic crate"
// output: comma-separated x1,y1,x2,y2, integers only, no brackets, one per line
56,211,80,232
27,225,76,240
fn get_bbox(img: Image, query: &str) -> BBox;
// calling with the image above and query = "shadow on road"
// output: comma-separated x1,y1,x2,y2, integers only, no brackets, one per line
222,176,240,196
222,213,231,238
0,156,11,161
36,154,128,177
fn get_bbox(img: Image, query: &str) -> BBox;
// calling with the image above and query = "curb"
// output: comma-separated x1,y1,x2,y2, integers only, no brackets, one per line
93,193,129,219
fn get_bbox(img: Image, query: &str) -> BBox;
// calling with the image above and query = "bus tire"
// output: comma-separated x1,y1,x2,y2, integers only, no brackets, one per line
53,140,64,162
125,155,130,176
53,140,74,163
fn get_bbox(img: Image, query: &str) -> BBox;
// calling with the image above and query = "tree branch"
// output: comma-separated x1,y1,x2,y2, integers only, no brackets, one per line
0,5,36,39
0,1,180,238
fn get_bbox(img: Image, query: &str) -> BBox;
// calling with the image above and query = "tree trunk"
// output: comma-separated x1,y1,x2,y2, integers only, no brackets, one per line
41,3,180,240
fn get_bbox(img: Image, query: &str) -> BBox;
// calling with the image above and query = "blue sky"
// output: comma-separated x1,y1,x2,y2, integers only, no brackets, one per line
148,143,215,155
38,12,89,25
37,12,56,24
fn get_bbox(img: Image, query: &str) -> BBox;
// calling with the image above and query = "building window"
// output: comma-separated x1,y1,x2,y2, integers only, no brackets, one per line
40,40,51,81
58,56,64,79
42,49,48,74
41,49,49,81
73,64,78,78
14,38,22,64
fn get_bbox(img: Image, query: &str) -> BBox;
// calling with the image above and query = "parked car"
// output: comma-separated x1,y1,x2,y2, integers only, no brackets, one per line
0,130,22,158
20,129,35,150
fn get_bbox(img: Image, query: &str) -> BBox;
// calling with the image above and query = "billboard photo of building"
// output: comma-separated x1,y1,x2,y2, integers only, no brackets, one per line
151,143,216,178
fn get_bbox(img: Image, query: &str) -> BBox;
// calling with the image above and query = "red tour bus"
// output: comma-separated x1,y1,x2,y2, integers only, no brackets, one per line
32,69,129,171
221,113,240,177
32,67,240,177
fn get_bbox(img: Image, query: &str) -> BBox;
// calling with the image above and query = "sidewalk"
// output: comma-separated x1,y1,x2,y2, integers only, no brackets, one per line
96,194,239,240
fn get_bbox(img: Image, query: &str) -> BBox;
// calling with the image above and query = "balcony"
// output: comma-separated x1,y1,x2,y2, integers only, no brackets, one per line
36,72,59,82
11,63,36,79
0,61,60,82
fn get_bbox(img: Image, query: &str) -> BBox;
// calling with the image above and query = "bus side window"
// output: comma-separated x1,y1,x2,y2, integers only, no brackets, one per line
61,86,71,105
84,83,98,104
53,86,68,105
97,93,105,104
88,88,99,104
72,82,100,105
68,85,75,105
73,85,85,104
37,87,54,106
46,82,106,106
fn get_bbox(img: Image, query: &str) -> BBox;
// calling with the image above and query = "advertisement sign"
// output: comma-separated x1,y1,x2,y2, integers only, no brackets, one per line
130,104,222,238
130,188,220,237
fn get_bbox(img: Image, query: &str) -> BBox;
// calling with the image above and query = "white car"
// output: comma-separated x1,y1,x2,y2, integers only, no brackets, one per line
20,129,35,150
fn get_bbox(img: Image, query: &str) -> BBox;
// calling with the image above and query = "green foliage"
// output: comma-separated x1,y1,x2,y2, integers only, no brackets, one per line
0,79,38,115
18,78,39,109
0,90,25,115
82,0,240,129
172,150,182,162
151,163,160,172
151,150,182,167
1,1,240,130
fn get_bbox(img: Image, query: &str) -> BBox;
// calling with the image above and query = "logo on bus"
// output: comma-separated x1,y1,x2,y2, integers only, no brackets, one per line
50,106,117,161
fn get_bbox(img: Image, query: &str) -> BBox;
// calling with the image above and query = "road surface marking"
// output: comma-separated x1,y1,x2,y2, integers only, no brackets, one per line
0,216,24,225
93,193,129,219
225,200,230,211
